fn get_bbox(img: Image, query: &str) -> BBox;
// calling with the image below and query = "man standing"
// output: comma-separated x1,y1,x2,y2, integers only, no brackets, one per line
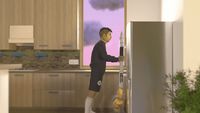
84,27,123,113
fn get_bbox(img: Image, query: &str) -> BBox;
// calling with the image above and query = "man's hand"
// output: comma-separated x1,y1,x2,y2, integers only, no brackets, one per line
118,56,124,61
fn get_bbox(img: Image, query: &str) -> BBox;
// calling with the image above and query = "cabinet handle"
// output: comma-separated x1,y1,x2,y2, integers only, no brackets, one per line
48,91,59,94
82,74,90,77
14,74,24,76
48,74,59,77
62,44,72,47
38,44,48,47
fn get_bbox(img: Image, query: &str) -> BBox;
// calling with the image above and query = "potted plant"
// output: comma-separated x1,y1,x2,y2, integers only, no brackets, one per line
165,68,200,113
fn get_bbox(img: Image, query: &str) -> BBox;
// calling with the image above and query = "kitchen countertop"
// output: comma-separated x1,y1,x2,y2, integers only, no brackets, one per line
0,64,22,113
9,69,125,73
0,64,22,70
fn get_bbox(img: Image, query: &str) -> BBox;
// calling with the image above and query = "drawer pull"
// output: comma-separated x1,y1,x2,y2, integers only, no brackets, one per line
38,44,48,47
48,91,59,94
62,44,72,47
48,74,59,77
14,74,24,76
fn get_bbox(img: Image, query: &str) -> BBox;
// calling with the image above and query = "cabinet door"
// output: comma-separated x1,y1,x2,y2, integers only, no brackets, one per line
0,0,33,50
12,0,34,24
33,73,64,107
34,0,54,49
32,73,41,107
63,73,76,107
63,90,75,107
58,0,77,50
0,0,15,50
9,73,33,107
74,73,89,107
34,0,77,50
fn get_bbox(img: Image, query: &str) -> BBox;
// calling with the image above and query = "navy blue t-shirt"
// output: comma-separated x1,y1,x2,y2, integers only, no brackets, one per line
90,40,119,72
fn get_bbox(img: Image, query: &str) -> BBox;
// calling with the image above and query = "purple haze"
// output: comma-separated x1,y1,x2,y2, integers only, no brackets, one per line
83,0,124,66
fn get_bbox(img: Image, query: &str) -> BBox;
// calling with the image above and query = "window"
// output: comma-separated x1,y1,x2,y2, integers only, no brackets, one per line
80,0,126,68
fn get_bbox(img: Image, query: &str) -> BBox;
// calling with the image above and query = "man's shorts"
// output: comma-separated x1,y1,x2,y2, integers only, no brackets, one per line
89,68,105,92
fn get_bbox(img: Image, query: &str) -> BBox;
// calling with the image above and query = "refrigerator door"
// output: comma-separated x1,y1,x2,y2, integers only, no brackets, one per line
126,22,173,113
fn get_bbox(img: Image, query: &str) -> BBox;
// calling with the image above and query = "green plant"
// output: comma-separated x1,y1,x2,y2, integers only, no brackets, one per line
166,68,200,113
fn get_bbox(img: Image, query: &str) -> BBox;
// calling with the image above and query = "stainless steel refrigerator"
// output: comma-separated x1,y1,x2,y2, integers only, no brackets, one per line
126,22,174,113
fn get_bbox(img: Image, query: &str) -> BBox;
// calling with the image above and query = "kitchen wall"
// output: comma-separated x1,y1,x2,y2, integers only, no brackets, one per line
127,0,161,22
127,0,183,72
183,0,200,71
0,48,80,70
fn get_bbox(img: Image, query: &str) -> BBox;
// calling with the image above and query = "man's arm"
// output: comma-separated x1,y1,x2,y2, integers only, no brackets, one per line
99,43,119,62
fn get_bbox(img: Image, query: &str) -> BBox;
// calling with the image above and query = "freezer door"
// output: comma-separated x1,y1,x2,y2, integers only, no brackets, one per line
126,22,173,113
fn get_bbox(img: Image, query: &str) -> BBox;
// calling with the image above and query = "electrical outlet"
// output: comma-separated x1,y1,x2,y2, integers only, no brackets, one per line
68,59,79,65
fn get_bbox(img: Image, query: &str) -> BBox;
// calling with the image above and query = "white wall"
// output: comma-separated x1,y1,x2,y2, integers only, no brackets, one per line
127,0,184,72
161,0,183,72
126,1,183,113
183,0,200,70
127,0,161,22
161,0,183,21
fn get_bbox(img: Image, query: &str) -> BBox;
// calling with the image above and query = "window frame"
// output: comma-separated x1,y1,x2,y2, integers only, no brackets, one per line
79,0,127,69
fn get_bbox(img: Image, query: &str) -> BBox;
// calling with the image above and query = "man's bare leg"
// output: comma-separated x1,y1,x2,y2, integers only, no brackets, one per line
85,90,97,113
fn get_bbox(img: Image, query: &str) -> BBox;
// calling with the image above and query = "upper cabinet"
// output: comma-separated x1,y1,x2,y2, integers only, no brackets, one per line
0,0,77,50
34,0,77,50
0,0,33,50
12,0,34,25
0,0,10,50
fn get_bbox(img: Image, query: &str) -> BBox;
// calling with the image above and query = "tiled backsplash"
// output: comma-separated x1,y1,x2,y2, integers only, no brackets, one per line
0,48,80,70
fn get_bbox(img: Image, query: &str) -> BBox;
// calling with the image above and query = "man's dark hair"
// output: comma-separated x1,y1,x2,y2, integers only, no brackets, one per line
99,27,112,37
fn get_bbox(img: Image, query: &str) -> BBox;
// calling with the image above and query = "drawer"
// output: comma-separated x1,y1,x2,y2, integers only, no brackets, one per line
40,90,63,107
34,90,76,108
33,73,64,90
63,90,75,107
63,73,76,90
33,90,41,107
10,73,33,107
